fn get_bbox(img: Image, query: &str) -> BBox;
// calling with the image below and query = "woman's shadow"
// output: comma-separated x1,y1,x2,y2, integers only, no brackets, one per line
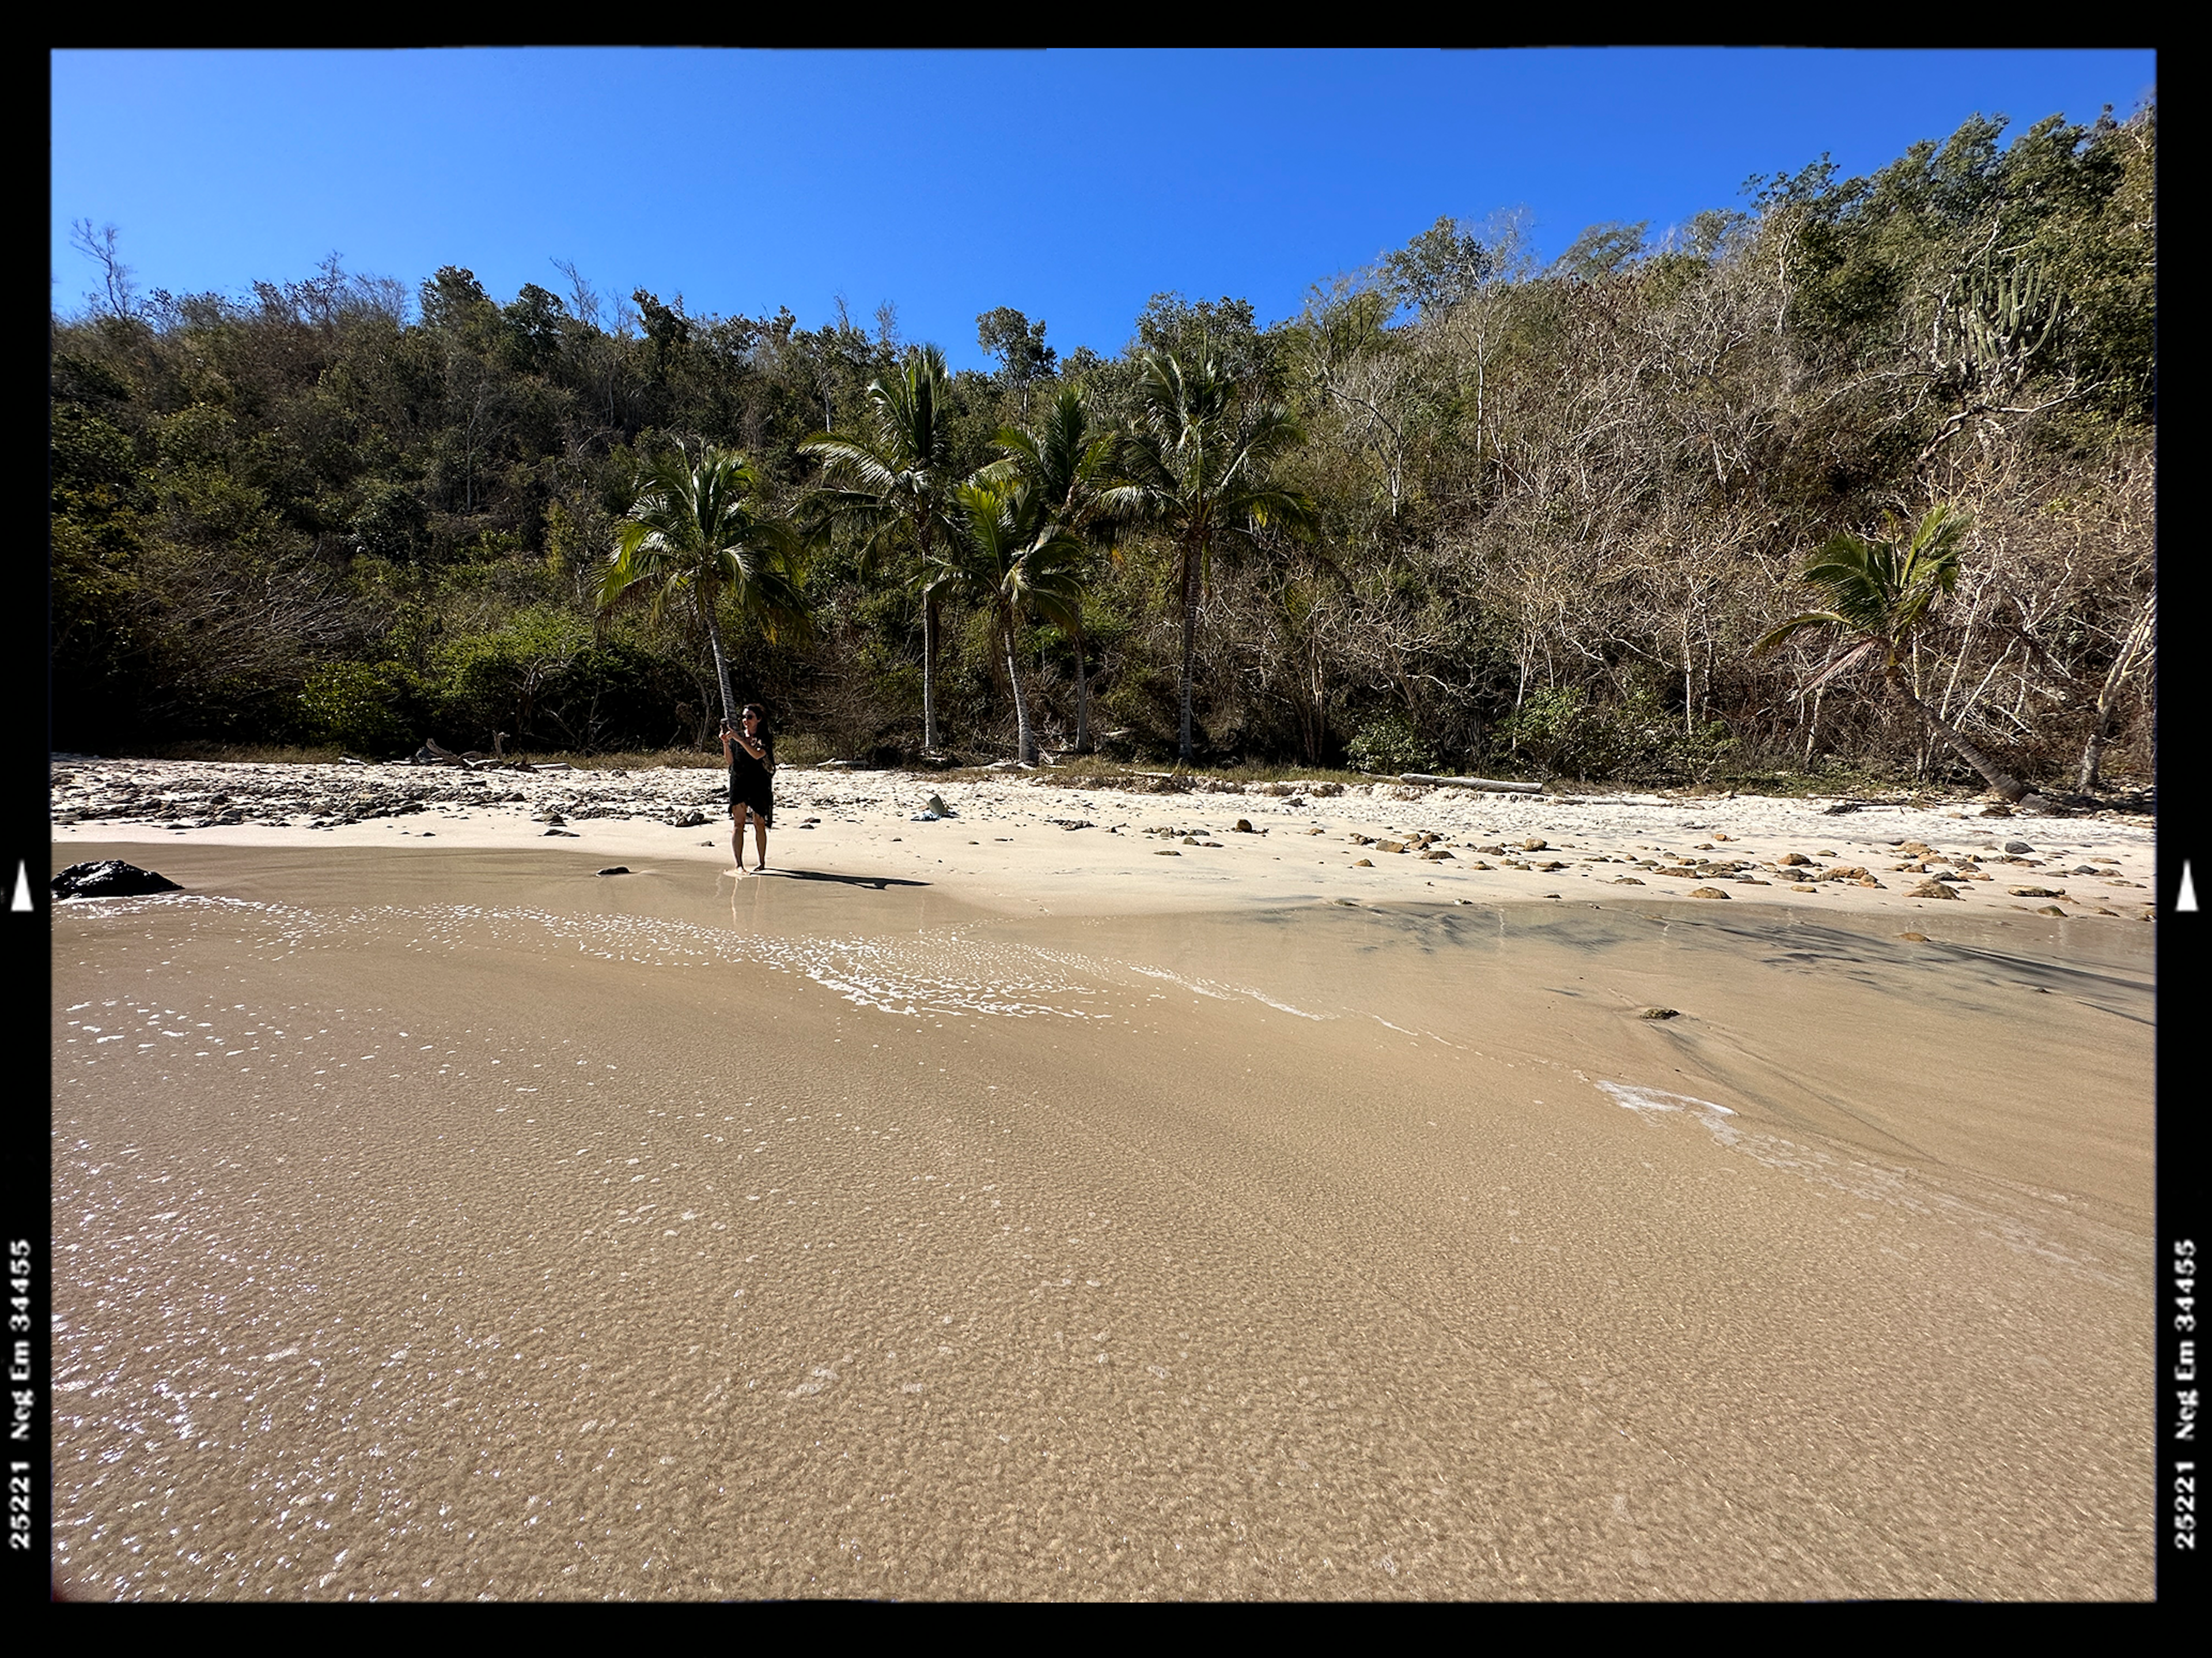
722,867,930,893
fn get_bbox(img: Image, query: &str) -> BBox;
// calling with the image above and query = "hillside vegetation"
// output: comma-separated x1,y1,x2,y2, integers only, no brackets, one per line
51,108,2153,793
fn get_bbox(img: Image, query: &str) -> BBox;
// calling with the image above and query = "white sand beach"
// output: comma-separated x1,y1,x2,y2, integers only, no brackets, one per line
51,755,2158,923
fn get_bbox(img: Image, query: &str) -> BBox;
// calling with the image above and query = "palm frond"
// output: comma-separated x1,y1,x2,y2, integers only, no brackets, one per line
1798,535,1897,634
598,442,812,649
1227,482,1321,541
1798,635,1885,691
800,436,903,496
1751,610,1854,657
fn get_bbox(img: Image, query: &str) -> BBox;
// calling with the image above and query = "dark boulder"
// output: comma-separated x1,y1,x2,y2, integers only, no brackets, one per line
52,861,182,899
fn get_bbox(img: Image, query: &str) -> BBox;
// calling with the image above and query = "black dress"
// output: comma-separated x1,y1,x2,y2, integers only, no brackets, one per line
729,732,774,824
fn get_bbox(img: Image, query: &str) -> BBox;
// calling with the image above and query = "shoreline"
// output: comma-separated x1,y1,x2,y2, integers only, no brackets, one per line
52,756,2157,927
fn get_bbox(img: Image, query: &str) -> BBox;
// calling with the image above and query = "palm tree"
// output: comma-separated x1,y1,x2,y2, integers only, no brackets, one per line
598,445,808,730
937,479,1089,763
1103,352,1318,763
801,345,961,751
1753,505,2041,803
983,385,1119,751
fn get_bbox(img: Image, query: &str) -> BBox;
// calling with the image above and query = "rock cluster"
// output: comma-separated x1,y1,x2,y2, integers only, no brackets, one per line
49,757,727,831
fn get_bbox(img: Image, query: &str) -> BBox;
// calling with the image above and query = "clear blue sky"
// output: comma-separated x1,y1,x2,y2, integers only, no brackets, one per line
51,48,2156,372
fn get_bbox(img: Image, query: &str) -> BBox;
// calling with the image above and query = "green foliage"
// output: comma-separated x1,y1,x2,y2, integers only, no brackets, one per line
1492,686,1601,776
1764,107,2152,423
351,480,431,561
1491,686,1732,783
500,283,569,373
51,405,145,509
1133,294,1278,392
299,661,422,755
1344,711,1436,774
420,265,497,338
976,307,1055,388
1383,217,1495,319
1550,222,1648,281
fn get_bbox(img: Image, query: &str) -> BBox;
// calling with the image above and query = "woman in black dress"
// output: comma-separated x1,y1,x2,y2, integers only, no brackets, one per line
721,703,776,872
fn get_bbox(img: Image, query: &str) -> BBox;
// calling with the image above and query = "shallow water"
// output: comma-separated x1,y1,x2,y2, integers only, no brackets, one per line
51,845,2155,1599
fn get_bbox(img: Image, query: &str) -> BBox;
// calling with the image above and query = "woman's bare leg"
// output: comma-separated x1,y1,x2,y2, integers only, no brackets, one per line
753,815,770,871
731,806,749,870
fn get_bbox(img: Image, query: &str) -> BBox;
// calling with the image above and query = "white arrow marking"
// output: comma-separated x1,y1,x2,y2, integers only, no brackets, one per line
2180,860,2199,914
9,861,30,913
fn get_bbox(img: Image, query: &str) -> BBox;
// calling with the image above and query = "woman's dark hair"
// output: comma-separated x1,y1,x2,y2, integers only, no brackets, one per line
740,704,774,766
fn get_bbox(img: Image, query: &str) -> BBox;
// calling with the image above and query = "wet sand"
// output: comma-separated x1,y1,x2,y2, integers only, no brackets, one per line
51,841,2155,1599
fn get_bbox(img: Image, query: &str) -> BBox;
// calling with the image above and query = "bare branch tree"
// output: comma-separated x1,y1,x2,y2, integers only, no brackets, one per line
69,219,139,319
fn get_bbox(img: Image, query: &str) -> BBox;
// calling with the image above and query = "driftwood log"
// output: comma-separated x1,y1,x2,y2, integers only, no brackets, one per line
1398,773,1543,794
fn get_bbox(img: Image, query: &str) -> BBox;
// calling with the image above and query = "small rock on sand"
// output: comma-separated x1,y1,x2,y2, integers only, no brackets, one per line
1638,1007,1680,1020
1689,886,1730,899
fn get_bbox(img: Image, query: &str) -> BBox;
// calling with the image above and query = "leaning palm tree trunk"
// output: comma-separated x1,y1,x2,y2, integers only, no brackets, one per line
921,599,938,752
1887,670,2030,801
1071,615,1092,754
1179,550,1200,764
1003,604,1037,763
701,597,737,729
